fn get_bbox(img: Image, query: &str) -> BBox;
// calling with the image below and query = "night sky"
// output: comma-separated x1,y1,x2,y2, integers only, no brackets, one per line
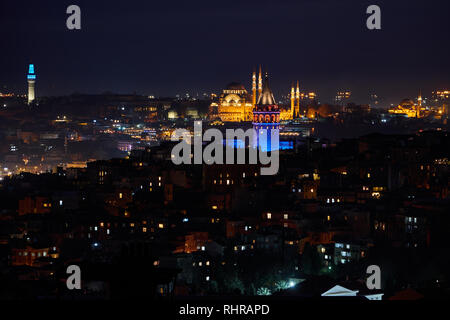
1,0,449,105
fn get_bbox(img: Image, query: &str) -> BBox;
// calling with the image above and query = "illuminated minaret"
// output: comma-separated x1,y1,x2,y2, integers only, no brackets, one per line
27,64,36,105
417,90,422,118
258,65,263,99
290,84,295,117
252,69,257,107
295,80,300,117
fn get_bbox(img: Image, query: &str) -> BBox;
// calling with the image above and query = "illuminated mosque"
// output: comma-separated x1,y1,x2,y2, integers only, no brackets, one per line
209,67,303,122
388,93,447,119
388,95,424,118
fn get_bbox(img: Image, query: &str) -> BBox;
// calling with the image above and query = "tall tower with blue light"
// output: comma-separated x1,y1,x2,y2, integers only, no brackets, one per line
27,64,36,105
252,72,280,151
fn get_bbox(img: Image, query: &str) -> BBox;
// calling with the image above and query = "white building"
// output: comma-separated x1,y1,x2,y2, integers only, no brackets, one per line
321,285,383,300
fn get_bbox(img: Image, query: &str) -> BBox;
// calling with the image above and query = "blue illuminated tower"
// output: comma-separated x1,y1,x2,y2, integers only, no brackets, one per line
252,73,280,151
27,64,36,105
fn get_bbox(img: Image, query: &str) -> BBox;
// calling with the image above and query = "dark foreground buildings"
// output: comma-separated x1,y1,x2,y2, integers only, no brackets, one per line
0,126,449,300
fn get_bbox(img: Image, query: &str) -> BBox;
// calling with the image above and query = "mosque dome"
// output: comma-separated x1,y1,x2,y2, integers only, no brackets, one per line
399,99,415,107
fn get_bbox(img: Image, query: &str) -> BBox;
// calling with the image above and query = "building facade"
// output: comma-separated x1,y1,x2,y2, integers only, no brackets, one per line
210,67,298,122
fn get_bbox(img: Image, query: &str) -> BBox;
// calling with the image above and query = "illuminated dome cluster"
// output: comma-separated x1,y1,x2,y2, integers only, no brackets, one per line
399,99,415,108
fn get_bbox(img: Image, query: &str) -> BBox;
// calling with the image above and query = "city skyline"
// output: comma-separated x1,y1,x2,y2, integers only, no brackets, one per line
1,0,449,104
1,0,450,306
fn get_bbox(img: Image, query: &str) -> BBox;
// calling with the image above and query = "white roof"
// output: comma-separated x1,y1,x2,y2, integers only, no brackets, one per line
321,285,359,297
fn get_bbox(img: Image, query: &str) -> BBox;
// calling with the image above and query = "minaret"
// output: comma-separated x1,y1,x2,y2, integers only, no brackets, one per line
417,90,422,118
295,81,300,117
290,84,295,117
258,65,263,99
252,69,257,107
27,64,36,105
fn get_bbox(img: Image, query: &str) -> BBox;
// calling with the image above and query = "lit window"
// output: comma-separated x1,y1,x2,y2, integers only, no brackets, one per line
158,223,164,229
206,261,210,266
206,276,210,281
284,214,288,220
267,213,272,219
119,193,123,199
